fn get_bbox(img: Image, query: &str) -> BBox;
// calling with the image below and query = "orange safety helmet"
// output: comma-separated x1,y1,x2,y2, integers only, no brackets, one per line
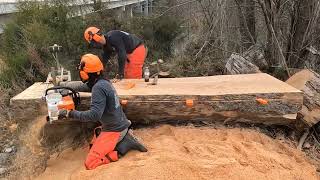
84,27,103,43
79,54,104,82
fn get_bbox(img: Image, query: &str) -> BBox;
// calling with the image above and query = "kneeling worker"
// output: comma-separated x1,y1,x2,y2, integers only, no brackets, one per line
84,27,147,80
59,54,147,170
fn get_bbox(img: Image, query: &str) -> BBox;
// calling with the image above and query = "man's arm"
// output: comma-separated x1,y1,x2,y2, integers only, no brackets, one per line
116,45,126,79
69,84,106,122
109,37,127,79
102,51,111,64
59,81,91,92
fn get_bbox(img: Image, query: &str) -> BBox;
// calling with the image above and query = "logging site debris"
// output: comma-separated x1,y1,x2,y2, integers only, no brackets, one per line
4,45,320,179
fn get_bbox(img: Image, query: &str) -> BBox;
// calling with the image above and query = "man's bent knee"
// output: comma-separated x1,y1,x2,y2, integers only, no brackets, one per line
85,151,118,170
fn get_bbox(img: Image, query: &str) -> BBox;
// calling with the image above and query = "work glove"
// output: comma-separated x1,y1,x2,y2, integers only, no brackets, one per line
58,109,69,119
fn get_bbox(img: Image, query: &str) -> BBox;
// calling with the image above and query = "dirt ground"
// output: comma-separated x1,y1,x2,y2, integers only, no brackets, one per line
36,125,319,180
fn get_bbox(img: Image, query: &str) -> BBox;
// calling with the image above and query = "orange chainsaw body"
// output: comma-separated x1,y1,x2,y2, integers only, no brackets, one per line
58,96,75,110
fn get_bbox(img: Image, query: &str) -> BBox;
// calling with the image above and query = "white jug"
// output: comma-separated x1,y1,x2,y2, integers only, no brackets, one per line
46,93,62,123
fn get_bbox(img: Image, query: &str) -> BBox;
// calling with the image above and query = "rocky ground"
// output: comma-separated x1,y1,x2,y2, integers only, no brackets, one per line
0,87,20,178
0,146,16,176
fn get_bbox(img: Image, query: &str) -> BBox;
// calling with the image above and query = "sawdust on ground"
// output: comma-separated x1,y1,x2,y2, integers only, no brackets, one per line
36,125,318,180
10,116,48,178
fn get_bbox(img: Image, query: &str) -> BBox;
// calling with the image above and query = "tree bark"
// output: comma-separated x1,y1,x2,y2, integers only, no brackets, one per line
242,45,268,70
225,54,260,75
11,75,303,126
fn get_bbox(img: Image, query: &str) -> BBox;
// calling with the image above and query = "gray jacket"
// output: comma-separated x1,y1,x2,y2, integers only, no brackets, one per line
61,79,131,132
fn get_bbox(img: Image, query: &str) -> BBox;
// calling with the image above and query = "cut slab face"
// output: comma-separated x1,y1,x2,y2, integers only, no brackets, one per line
11,73,302,125
286,69,320,127
11,83,53,102
286,70,315,90
114,73,299,96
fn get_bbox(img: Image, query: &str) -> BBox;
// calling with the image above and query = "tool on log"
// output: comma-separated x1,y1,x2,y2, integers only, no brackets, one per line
46,44,71,85
144,59,170,85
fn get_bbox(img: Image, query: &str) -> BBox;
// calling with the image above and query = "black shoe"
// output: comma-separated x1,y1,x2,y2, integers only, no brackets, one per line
115,130,148,156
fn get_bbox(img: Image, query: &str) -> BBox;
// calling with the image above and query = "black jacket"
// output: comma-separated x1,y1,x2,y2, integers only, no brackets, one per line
102,30,143,77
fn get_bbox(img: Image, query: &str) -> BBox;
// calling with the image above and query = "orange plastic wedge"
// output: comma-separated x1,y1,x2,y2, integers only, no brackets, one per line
186,99,194,107
124,82,136,90
256,98,268,105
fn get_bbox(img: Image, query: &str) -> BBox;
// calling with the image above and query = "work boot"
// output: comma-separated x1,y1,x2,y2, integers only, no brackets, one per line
115,130,148,156
104,151,119,163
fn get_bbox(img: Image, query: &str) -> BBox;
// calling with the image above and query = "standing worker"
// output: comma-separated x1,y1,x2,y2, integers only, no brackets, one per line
59,54,147,170
84,27,147,80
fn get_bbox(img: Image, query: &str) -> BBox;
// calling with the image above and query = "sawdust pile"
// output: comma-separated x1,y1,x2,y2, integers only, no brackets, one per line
11,116,48,177
36,125,318,180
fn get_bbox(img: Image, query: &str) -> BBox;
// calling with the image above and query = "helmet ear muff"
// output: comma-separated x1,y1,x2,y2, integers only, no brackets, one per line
88,31,93,42
80,71,89,82
88,31,102,43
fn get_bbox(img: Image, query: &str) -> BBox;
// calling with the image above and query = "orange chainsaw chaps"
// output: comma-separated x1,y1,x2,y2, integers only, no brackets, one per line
85,129,121,170
125,45,146,79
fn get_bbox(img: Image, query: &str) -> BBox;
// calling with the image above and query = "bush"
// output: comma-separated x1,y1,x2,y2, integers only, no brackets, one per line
0,52,28,88
1,23,25,57
0,0,185,88
124,15,183,61
0,0,89,88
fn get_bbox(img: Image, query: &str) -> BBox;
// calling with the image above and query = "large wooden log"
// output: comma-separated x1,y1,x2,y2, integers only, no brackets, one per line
225,45,268,75
286,69,320,127
242,45,268,70
10,74,302,125
225,54,261,75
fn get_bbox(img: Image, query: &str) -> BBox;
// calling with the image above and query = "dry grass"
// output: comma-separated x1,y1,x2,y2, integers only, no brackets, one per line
0,56,8,74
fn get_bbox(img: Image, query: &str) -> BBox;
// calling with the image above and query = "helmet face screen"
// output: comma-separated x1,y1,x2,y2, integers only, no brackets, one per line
88,31,94,42
89,40,103,48
78,62,87,82
77,62,84,71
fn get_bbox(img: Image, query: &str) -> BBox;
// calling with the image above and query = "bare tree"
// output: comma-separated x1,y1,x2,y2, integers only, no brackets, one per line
158,0,320,75
235,0,256,50
287,0,319,68
257,0,290,76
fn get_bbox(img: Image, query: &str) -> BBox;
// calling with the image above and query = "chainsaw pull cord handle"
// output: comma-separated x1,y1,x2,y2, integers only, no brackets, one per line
45,86,81,108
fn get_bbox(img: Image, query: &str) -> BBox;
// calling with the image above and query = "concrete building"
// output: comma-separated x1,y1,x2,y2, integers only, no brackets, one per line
0,0,153,33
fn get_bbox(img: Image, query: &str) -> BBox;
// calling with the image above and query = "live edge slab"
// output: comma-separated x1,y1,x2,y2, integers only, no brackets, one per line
10,73,303,126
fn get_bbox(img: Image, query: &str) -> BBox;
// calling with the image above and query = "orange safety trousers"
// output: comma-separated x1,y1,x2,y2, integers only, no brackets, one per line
85,128,120,170
125,44,146,79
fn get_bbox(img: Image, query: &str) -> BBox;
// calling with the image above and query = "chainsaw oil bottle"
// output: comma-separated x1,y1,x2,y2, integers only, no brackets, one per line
144,67,150,82
46,93,62,123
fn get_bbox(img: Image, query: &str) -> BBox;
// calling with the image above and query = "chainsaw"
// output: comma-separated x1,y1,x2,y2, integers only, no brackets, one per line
45,86,80,123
